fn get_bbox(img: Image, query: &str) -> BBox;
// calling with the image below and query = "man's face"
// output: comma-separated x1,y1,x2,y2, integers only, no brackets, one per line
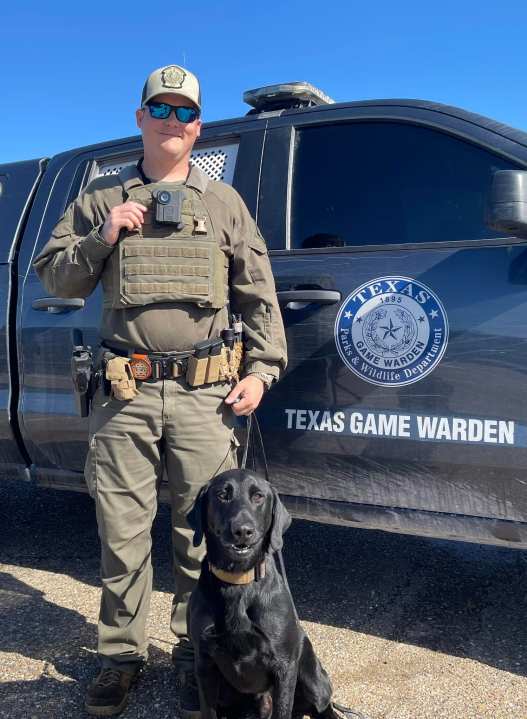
136,92,202,161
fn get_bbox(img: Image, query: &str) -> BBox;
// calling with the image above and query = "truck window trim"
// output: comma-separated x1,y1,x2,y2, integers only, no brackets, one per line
268,234,527,257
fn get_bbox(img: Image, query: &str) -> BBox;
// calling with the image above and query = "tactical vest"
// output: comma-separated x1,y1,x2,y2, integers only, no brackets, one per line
102,176,227,310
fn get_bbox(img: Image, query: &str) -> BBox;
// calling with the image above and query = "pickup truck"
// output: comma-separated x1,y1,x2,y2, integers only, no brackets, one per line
3,82,527,549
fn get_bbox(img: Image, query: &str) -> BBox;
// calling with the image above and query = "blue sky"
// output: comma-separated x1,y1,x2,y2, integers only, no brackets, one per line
1,0,526,163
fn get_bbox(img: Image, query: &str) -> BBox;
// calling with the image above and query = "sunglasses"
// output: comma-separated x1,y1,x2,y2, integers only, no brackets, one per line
145,101,200,124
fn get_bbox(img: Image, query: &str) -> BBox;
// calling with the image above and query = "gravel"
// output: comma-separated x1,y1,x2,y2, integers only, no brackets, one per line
1,479,527,718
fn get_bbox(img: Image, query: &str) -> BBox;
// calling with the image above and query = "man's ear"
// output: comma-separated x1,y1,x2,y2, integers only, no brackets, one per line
187,484,209,547
268,488,292,554
136,108,144,129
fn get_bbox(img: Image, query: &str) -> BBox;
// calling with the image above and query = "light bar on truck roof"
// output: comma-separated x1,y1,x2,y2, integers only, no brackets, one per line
243,82,335,112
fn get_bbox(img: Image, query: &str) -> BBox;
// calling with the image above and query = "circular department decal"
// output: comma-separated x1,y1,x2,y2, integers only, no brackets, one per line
335,276,449,387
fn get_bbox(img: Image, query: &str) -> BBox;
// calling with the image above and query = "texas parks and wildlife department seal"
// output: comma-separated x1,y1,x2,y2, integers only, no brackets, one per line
335,276,449,387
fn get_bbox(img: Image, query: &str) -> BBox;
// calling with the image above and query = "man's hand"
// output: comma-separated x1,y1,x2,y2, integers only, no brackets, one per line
225,375,265,416
101,201,147,245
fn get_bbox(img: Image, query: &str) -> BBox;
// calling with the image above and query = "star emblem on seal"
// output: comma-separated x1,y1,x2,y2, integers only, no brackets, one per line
161,65,186,89
380,318,402,341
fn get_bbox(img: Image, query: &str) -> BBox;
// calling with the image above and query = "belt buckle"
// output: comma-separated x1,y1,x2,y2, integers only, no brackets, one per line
159,357,177,380
163,358,174,379
171,358,186,378
149,356,187,380
151,358,168,380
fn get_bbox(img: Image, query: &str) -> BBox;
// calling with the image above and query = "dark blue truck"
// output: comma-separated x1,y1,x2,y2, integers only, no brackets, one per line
3,83,527,548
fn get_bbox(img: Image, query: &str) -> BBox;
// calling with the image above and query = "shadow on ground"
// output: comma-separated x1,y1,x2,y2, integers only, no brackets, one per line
0,571,181,718
1,479,527,693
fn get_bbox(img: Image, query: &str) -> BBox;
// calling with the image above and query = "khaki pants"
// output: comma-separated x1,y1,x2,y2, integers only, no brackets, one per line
85,377,237,673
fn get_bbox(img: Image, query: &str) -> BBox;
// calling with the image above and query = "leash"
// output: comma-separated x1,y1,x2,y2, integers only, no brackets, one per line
332,705,371,719
241,413,298,617
241,414,371,719
241,413,268,480
241,413,263,476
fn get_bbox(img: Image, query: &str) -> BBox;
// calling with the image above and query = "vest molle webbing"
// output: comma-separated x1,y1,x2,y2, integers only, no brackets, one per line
104,181,227,310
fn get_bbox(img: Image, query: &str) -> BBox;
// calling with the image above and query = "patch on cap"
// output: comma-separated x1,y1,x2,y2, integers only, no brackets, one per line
161,65,186,89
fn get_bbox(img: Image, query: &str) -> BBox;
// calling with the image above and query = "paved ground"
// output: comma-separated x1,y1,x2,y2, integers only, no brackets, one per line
1,479,527,718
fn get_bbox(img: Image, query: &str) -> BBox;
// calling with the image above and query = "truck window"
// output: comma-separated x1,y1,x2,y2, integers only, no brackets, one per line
291,122,519,249
93,141,239,185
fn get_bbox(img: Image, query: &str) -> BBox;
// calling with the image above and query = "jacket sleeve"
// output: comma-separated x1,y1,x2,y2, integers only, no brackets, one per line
33,186,115,299
228,192,288,380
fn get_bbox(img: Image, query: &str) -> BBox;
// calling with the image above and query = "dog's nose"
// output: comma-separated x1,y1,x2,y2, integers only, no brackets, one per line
231,523,254,543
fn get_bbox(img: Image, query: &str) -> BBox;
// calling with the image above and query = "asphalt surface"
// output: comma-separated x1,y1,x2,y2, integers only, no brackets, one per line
1,480,527,719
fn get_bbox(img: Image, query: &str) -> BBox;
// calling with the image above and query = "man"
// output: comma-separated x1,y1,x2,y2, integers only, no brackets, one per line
34,64,287,717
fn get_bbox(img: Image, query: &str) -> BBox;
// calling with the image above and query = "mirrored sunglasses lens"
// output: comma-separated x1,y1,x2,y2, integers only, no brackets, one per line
148,103,171,119
176,107,198,123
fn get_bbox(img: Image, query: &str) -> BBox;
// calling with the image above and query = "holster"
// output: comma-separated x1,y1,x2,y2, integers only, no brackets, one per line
71,345,94,417
105,356,139,400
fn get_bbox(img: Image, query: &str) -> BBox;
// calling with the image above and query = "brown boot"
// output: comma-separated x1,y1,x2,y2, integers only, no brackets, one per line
84,666,141,717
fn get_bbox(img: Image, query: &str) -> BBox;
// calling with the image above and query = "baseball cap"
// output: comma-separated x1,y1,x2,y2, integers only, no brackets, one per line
141,65,201,110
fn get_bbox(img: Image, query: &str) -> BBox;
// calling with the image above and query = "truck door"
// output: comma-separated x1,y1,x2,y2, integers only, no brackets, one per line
0,159,45,471
258,107,527,528
17,123,265,486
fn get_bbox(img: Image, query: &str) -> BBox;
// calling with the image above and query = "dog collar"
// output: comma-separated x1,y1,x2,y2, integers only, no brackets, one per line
208,560,266,585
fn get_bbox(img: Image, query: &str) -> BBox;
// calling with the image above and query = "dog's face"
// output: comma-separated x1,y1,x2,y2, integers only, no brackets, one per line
187,469,292,572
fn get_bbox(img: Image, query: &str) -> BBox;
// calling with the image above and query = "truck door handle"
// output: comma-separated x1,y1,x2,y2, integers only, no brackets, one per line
277,290,341,309
32,297,85,314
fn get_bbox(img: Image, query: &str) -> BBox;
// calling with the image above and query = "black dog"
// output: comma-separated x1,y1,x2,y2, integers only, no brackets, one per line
187,468,341,719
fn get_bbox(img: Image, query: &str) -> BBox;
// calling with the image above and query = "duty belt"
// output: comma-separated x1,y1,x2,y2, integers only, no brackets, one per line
102,344,192,381
102,333,242,388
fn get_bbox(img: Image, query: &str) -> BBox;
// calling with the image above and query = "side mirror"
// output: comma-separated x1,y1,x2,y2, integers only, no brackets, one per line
487,170,527,238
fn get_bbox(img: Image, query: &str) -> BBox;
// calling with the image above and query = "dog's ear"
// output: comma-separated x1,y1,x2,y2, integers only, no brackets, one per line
268,488,292,554
187,484,209,547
